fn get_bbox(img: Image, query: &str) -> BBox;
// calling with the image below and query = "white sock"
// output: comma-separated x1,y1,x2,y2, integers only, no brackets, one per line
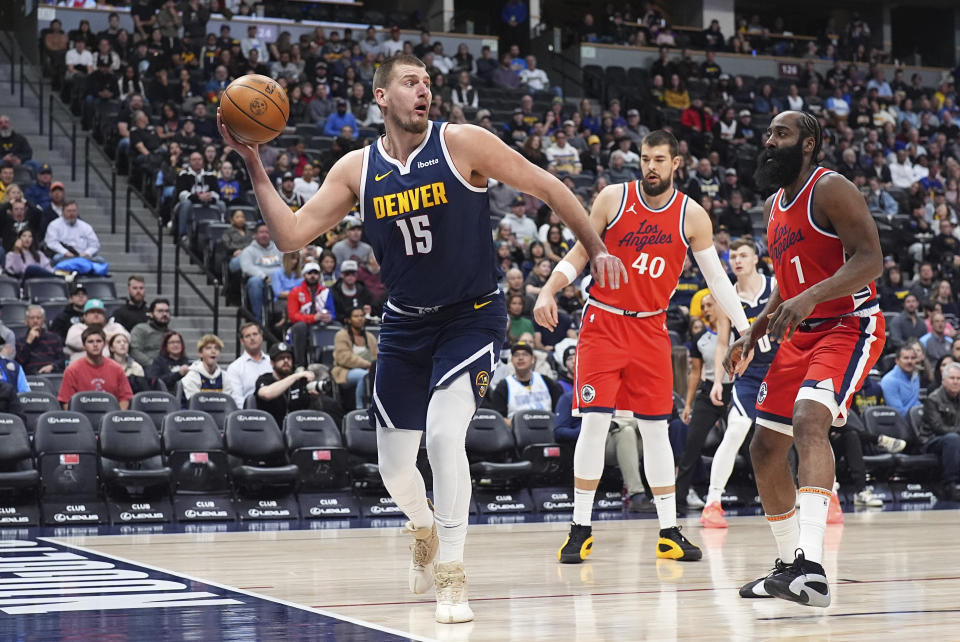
571,413,612,527
705,487,724,506
376,426,434,529
426,375,476,563
573,487,595,526
653,492,677,530
797,486,831,565
766,507,799,561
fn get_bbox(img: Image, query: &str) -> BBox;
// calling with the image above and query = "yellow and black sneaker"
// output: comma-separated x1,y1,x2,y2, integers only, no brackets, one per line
656,526,702,561
558,524,594,564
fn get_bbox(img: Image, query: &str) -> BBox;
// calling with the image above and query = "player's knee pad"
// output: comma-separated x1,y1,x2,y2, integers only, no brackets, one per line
573,412,612,480
636,418,675,488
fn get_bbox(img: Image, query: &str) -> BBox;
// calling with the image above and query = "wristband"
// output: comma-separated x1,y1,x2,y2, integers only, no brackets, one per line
553,260,578,285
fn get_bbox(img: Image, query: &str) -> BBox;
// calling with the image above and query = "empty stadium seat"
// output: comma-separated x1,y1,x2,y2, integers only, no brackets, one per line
39,373,63,395
845,411,894,476
2,301,29,322
284,410,349,490
224,410,298,493
68,391,120,433
162,410,230,494
512,409,567,486
466,410,531,487
342,409,381,484
24,376,51,395
862,406,939,478
33,411,99,498
78,278,118,302
0,277,20,301
131,391,178,432
16,392,59,435
0,414,40,491
188,392,237,431
99,410,171,495
24,278,68,304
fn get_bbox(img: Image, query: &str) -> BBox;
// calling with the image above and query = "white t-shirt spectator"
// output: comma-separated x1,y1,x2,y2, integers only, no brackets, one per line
519,67,549,92
293,177,319,202
65,48,94,72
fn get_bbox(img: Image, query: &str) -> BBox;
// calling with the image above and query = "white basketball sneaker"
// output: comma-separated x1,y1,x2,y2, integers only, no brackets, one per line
434,561,475,623
405,515,438,595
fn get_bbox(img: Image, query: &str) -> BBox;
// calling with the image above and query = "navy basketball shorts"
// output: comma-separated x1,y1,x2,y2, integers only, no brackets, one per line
370,292,507,431
730,371,764,423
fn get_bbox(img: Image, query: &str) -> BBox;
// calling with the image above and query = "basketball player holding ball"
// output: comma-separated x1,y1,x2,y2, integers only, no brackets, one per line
534,130,752,566
219,54,623,624
725,111,884,607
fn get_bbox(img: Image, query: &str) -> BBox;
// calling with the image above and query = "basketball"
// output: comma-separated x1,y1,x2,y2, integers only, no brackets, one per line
219,74,289,145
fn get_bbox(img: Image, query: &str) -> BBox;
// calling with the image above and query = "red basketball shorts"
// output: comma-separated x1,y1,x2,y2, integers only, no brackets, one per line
573,304,673,420
755,312,885,436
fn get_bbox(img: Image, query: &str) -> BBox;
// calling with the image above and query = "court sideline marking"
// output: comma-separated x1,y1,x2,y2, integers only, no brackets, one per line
43,537,437,642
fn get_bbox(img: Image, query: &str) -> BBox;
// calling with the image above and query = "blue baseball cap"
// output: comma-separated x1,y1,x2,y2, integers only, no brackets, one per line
83,299,105,313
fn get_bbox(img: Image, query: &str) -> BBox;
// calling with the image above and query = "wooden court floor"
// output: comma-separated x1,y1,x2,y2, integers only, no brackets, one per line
55,510,960,641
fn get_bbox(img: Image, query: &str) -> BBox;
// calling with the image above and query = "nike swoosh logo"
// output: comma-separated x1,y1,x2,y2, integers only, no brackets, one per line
474,300,492,310
375,170,393,181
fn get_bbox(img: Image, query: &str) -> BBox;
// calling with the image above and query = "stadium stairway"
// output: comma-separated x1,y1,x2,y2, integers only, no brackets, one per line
0,49,241,359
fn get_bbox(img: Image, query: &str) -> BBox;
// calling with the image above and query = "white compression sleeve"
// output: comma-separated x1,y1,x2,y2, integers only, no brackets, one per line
573,412,611,481
425,373,476,563
553,260,578,287
636,419,675,488
377,426,433,529
692,247,751,333
709,410,752,498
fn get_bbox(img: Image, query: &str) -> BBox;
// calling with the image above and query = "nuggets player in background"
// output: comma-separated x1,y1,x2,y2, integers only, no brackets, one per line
725,111,884,608
219,54,623,624
534,130,751,565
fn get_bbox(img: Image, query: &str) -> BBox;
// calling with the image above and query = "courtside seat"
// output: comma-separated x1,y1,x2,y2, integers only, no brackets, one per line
224,410,298,492
862,406,939,478
162,410,231,494
99,410,171,491
466,409,531,486
284,410,350,490
188,392,237,432
512,409,567,486
131,391,179,432
68,391,120,434
33,411,99,497
342,409,381,483
0,414,40,490
17,392,60,436
845,412,894,476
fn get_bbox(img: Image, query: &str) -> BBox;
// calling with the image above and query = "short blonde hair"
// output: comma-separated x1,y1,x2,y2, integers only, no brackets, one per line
197,334,224,352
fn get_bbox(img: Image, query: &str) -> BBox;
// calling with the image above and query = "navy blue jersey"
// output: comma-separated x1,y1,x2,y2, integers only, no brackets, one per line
359,121,499,308
742,274,779,373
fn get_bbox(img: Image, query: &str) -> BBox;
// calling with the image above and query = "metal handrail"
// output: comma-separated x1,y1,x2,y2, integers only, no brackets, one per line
18,55,45,134
173,237,221,336
124,185,164,290
84,136,118,234
47,94,77,182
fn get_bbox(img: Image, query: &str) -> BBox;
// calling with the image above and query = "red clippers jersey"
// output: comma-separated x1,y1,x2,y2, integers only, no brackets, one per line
768,167,876,318
590,183,690,312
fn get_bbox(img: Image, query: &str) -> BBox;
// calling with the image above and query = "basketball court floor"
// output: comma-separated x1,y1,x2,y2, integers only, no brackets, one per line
2,507,958,641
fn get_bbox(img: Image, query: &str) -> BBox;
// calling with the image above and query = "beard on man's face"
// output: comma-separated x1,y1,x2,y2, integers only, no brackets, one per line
641,172,673,197
753,140,805,194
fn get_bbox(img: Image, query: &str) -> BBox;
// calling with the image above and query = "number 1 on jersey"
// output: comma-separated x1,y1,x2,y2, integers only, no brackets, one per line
396,214,433,256
790,256,805,284
631,252,666,278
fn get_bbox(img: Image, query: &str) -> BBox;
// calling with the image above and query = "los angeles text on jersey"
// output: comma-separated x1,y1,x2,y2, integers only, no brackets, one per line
768,224,806,262
372,181,449,219
616,219,674,252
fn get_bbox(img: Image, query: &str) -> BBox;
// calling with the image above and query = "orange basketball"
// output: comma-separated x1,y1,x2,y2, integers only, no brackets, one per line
220,74,290,145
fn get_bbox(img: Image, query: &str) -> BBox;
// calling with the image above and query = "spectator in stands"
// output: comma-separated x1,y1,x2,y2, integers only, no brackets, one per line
223,209,253,273
4,227,55,281
519,55,549,93
63,39,94,106
922,311,954,362
58,326,132,409
604,151,635,184
51,283,87,339
239,223,283,324
129,110,165,177
0,311,14,360
910,262,938,304
270,251,302,314
175,150,222,238
130,298,172,368
332,306,378,410
718,191,752,239
65,299,129,363
501,196,538,247
475,45,497,86
286,260,336,368
486,341,563,426
225,322,273,408
0,164,14,202
545,130,581,174
44,200,104,265
113,275,148,332
108,333,144,380
753,83,781,115
492,52,520,89
507,293,535,344
880,345,922,416
331,217,374,266
322,99,358,139
890,149,915,189
310,81,336,126
921,361,960,500
294,162,320,202
889,293,927,349
181,334,231,401
451,70,479,111
256,342,331,427
330,260,375,322
147,330,189,391
240,24,263,60
16,305,63,375
664,74,690,110
24,163,52,211
865,176,899,217
0,116,34,172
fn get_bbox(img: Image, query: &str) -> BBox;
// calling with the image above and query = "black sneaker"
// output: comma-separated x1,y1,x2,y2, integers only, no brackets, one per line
558,524,593,564
656,526,702,561
763,550,831,607
739,559,789,599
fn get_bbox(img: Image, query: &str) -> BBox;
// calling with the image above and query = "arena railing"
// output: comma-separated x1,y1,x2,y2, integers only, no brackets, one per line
46,94,77,183
84,136,117,234
173,237,222,337
123,184,164,292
